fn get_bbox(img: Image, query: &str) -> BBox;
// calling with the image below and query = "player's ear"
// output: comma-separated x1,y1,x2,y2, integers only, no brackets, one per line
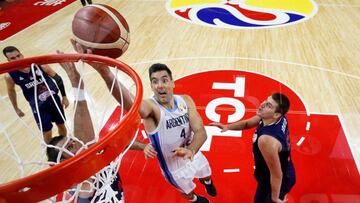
274,112,281,119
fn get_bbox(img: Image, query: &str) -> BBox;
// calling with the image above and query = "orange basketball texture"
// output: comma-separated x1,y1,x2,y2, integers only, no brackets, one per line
72,4,130,58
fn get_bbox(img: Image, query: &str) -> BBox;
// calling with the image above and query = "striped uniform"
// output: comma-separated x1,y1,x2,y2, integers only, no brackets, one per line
147,95,211,194
7,66,65,132
253,116,296,202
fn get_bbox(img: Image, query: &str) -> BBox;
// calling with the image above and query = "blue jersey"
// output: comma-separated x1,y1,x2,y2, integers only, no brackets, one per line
8,65,58,108
252,116,296,193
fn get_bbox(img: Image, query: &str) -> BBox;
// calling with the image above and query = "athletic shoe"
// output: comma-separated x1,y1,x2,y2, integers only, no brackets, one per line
193,195,210,203
199,179,217,197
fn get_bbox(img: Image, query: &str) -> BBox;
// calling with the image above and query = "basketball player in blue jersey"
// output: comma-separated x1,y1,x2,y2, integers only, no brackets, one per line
3,46,69,144
70,40,216,203
210,93,296,203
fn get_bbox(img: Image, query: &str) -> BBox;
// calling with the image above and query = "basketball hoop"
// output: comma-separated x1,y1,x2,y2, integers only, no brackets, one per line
0,54,143,202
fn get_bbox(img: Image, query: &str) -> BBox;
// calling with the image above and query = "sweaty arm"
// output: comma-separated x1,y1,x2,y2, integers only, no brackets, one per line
5,75,18,108
258,135,283,202
228,115,261,130
61,65,95,144
88,70,155,123
130,140,147,150
183,94,207,154
4,74,25,117
209,115,261,132
93,65,135,111
70,39,135,111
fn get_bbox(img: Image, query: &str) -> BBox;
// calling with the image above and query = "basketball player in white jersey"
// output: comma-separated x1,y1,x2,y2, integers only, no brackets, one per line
140,63,217,203
70,40,217,203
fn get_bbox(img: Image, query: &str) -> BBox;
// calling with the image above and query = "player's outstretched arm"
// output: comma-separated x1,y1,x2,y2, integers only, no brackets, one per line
70,39,135,112
209,115,261,131
60,63,94,144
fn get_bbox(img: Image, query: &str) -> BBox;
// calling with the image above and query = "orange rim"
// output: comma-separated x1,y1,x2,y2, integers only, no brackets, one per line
0,54,143,203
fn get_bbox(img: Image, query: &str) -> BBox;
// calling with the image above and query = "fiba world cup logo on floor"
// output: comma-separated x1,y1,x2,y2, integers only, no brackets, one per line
166,0,318,29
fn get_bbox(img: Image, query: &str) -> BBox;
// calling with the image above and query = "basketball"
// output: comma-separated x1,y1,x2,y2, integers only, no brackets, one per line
72,4,130,58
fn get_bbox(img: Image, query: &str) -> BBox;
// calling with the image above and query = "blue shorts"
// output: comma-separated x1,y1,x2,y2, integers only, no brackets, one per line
254,165,296,203
31,94,66,132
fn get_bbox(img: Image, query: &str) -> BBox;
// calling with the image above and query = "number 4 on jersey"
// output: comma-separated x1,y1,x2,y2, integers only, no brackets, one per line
180,128,185,138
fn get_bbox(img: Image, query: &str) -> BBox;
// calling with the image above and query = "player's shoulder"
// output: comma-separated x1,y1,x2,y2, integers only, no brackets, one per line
4,72,11,78
144,98,156,106
178,94,193,102
144,98,161,111
4,73,14,82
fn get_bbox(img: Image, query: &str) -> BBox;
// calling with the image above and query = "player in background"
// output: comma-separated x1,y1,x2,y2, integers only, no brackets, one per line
3,46,69,143
210,93,296,203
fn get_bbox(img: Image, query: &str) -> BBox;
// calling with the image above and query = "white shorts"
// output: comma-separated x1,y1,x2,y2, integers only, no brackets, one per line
169,152,212,194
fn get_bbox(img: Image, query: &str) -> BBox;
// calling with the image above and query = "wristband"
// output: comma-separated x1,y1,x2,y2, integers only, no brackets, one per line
73,88,86,101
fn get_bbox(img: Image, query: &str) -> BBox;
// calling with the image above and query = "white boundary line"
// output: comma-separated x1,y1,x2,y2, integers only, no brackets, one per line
319,3,360,7
338,115,360,175
296,137,305,146
130,56,360,80
224,168,240,173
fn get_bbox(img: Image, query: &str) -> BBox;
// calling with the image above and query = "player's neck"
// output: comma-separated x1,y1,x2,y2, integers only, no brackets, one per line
19,68,30,73
262,118,276,126
262,116,281,126
161,97,175,110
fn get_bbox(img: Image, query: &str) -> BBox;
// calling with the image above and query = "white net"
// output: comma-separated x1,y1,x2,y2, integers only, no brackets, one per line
0,56,140,202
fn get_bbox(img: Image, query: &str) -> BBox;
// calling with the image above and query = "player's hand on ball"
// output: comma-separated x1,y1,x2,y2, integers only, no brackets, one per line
71,39,90,54
56,50,76,72
70,39,109,72
173,147,194,161
144,143,157,159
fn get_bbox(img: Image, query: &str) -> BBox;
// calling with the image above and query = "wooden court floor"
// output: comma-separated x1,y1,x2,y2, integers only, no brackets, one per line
0,0,359,202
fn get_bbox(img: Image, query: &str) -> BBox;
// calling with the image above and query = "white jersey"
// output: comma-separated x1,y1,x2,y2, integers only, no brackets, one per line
147,95,212,194
147,95,192,172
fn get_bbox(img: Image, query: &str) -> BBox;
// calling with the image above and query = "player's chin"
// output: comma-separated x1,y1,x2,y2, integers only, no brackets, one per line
158,96,169,103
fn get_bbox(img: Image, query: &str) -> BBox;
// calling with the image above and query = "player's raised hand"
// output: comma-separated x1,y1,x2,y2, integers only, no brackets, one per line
70,38,89,54
70,39,110,74
209,122,229,132
144,143,157,159
56,50,76,69
173,147,194,161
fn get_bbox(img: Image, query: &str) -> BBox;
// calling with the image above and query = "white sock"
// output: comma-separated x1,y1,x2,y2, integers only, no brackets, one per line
73,88,85,101
191,194,197,202
204,180,212,185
